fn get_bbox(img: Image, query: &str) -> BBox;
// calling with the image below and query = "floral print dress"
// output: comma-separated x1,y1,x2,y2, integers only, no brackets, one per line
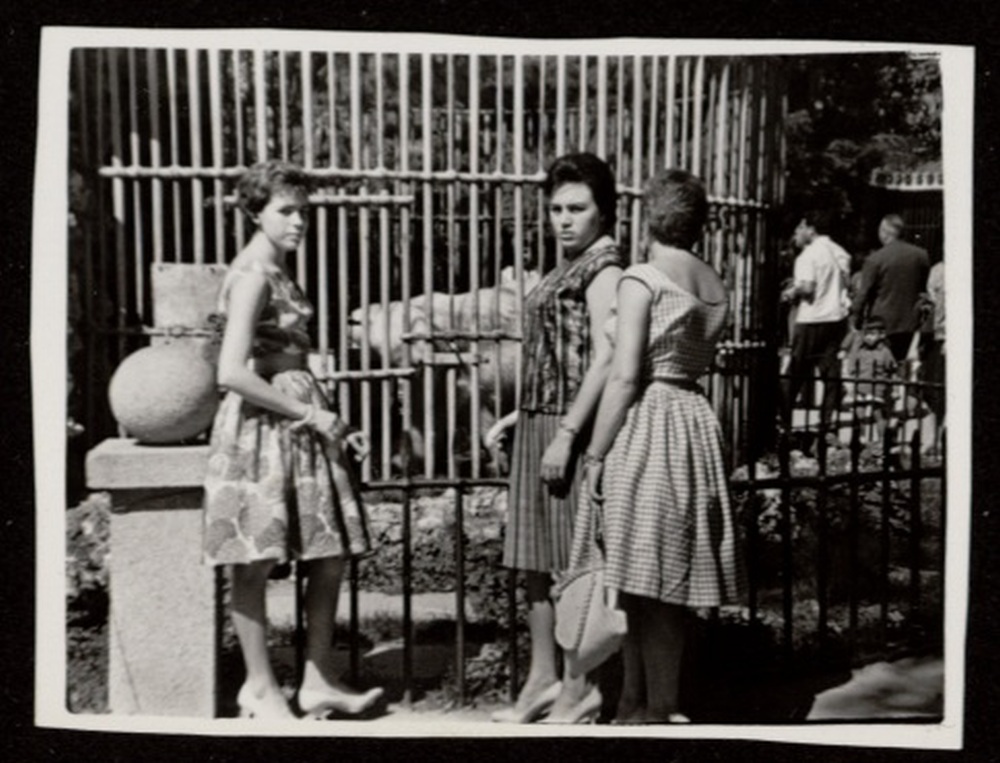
202,261,372,566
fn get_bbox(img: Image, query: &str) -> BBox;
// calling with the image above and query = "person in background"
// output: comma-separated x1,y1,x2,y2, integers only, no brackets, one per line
487,153,624,724
780,210,852,425
202,161,383,720
840,315,898,443
920,253,946,451
584,169,743,724
851,214,930,362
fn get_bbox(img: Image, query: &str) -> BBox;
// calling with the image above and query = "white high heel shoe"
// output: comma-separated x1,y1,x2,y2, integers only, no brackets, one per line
491,681,562,723
237,684,295,720
296,685,385,719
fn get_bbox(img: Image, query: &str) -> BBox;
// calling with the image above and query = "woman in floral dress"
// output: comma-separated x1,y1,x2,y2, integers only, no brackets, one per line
203,160,382,720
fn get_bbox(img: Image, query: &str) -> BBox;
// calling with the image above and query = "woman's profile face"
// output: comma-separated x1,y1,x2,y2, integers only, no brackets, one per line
548,182,604,257
257,188,310,253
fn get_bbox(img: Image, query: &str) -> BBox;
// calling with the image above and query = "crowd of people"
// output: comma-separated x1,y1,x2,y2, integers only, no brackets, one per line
781,205,945,452
200,155,943,723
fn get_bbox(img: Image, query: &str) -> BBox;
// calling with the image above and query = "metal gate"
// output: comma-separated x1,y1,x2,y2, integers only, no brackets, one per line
68,44,787,485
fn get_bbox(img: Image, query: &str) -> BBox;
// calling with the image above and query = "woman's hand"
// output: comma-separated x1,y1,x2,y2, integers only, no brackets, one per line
484,411,518,450
584,457,604,504
290,406,348,447
540,431,573,486
344,429,371,462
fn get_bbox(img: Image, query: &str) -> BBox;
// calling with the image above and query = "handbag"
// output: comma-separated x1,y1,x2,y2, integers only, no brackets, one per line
554,488,627,678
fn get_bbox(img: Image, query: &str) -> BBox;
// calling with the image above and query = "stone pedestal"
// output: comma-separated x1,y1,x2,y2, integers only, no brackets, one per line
86,438,217,717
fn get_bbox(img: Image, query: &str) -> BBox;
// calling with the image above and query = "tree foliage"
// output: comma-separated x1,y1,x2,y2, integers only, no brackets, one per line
781,53,942,248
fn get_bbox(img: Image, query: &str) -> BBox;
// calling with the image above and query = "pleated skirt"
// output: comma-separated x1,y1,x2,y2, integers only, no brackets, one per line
502,411,586,574
603,381,744,607
202,369,372,567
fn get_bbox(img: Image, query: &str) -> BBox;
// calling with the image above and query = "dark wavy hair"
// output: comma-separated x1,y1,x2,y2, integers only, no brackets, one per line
643,169,708,250
542,152,618,231
236,160,312,219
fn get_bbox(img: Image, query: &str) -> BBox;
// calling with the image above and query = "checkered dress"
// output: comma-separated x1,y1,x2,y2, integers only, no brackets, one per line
602,263,744,607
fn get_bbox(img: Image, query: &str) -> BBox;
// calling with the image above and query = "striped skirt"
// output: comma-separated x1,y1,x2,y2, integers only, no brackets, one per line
202,369,372,567
502,411,587,574
603,381,744,607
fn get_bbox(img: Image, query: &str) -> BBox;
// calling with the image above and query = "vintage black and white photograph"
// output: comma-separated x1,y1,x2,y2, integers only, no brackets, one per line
32,27,973,748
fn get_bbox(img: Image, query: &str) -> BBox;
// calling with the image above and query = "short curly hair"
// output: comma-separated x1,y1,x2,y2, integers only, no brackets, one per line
643,169,708,250
236,160,312,218
542,152,618,231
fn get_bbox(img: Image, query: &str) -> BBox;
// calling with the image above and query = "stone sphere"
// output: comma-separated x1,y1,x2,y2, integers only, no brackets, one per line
108,343,219,444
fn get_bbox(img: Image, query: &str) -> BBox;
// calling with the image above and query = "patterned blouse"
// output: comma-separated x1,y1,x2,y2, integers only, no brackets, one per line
519,236,624,414
216,260,313,358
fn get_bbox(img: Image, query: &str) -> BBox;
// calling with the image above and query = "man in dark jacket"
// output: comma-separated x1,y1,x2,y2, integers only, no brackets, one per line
852,214,931,361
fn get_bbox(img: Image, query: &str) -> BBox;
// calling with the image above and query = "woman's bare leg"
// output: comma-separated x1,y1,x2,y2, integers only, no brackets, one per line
514,571,560,706
231,560,294,717
299,556,345,691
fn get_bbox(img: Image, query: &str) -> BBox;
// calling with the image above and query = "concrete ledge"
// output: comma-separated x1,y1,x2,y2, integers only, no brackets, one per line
87,438,209,490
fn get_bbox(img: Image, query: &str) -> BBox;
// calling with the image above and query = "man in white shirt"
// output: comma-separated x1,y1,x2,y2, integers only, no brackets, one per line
780,210,852,425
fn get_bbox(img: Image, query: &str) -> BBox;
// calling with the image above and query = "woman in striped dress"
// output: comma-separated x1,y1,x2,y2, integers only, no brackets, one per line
488,153,623,724
584,169,744,724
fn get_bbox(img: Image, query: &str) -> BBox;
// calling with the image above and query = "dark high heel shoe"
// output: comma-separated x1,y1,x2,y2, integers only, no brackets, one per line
296,685,385,719
490,681,562,723
538,686,602,725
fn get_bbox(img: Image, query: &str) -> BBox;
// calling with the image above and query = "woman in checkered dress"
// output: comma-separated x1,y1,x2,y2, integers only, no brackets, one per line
585,169,744,723
487,153,623,724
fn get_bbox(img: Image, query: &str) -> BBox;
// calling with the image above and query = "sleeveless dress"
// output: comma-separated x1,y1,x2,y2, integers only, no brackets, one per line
503,237,624,574
602,263,744,606
202,261,372,566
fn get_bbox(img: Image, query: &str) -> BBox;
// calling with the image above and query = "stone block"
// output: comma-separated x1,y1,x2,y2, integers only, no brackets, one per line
87,438,209,491
88,439,219,717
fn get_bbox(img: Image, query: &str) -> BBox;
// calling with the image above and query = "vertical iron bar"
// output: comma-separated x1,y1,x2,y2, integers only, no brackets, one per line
648,55,659,177
167,49,183,259
300,51,314,287
615,57,625,250
421,52,436,479
880,420,894,648
469,54,482,479
208,49,225,264
127,50,145,322
107,50,128,363
187,49,205,264
74,51,98,442
234,50,246,249
664,56,676,169
254,48,267,161
680,58,690,170
630,56,642,261
555,55,566,158
848,408,862,649
379,191,393,476
95,50,112,436
692,56,705,180
778,426,794,656
910,425,923,644
280,51,290,160
816,422,830,651
596,55,607,159
454,486,467,704
577,55,587,152
398,51,415,705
